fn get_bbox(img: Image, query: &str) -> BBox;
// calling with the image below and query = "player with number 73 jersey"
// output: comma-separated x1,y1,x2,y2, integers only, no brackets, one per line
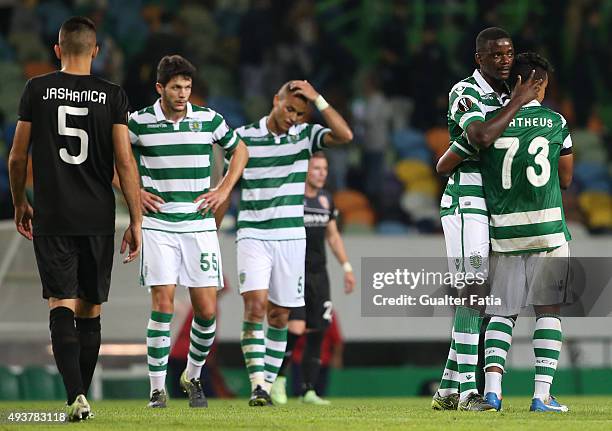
452,100,573,253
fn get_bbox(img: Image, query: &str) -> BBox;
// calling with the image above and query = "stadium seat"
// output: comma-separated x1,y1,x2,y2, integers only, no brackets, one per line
23,61,55,79
400,191,439,222
579,192,612,230
406,177,439,197
333,190,371,213
376,221,410,235
343,207,376,226
19,366,62,400
0,366,20,400
394,159,434,187
573,162,609,192
425,127,450,160
391,128,432,162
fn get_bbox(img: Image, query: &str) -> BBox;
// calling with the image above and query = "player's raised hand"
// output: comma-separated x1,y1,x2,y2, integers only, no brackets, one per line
289,80,319,102
14,203,34,240
195,186,231,216
344,271,356,294
121,223,141,263
141,189,165,214
511,69,542,105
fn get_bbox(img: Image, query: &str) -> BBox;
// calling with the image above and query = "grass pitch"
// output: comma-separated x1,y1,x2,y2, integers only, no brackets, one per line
1,397,612,430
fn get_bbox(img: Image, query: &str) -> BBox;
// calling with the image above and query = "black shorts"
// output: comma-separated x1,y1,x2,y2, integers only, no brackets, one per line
33,235,115,304
289,270,332,330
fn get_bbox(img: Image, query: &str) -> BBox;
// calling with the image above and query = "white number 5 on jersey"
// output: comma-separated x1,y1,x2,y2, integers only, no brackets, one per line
58,105,88,165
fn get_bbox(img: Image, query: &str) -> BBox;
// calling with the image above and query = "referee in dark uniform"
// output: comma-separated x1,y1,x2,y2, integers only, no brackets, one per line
271,151,355,405
8,16,142,421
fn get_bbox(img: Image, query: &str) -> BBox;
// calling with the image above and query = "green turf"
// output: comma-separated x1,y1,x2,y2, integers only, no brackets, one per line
1,397,612,430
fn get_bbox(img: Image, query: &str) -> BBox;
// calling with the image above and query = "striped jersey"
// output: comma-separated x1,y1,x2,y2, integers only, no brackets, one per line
128,100,239,232
235,116,330,241
474,100,572,253
440,69,510,218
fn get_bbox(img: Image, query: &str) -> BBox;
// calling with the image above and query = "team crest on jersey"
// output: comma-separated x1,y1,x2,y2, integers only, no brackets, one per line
457,97,473,112
189,120,202,132
469,251,483,269
318,194,330,210
239,271,246,285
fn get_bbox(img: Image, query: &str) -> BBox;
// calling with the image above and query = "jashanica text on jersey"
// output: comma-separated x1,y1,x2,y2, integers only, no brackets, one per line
43,87,107,104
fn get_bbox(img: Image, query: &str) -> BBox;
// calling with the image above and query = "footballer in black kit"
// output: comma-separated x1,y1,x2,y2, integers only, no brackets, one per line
290,188,338,329
8,16,141,420
272,151,354,405
19,70,128,303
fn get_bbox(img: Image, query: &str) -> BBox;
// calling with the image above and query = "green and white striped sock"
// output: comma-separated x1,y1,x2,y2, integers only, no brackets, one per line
147,311,172,395
438,329,460,396
485,316,515,371
484,316,514,397
453,306,482,401
533,315,562,400
186,315,216,380
263,326,288,393
241,321,265,391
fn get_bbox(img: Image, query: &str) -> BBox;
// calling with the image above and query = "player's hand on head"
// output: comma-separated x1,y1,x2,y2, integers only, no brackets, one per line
14,203,34,240
511,69,542,105
141,189,164,214
120,223,141,264
289,80,319,102
344,271,356,294
195,186,230,216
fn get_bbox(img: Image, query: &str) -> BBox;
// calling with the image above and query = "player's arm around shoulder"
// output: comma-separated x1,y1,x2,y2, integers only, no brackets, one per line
436,134,478,176
290,80,353,146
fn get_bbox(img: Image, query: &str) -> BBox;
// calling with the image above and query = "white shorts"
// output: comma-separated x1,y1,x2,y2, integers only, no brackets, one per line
141,229,223,288
441,211,489,281
237,238,305,307
486,242,570,316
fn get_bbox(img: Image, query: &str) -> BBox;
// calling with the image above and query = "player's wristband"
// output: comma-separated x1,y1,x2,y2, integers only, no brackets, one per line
314,95,330,111
342,262,353,273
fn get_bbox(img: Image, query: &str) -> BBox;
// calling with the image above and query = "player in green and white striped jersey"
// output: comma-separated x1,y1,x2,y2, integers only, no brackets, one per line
128,56,248,409
234,80,353,406
439,52,573,412
432,27,542,412
477,53,573,413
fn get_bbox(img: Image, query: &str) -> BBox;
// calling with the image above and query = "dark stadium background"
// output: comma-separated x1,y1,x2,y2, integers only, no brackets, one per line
0,0,610,401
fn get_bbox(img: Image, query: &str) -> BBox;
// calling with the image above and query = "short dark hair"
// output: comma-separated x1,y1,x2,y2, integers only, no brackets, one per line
311,151,327,160
156,55,196,86
277,81,308,103
59,16,97,55
476,27,511,52
511,52,553,86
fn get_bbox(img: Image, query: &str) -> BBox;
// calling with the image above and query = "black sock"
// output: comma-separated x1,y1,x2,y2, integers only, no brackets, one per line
75,316,101,395
49,307,84,404
301,330,324,394
278,331,300,377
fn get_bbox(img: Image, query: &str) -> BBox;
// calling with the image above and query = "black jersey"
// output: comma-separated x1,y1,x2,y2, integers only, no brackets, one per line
18,71,129,236
304,189,337,272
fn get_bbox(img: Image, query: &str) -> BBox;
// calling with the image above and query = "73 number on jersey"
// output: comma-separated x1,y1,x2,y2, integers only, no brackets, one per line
493,136,551,189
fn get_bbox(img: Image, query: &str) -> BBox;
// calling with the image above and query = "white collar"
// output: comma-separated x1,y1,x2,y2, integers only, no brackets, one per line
472,69,510,98
260,116,298,136
523,100,541,107
153,98,194,123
